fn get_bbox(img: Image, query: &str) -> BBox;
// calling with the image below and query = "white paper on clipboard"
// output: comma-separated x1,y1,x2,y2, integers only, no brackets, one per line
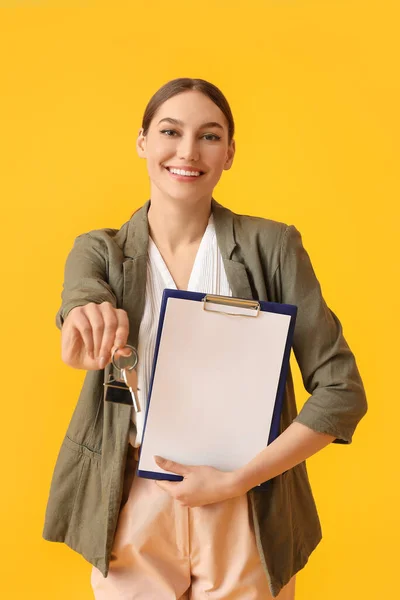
138,296,292,476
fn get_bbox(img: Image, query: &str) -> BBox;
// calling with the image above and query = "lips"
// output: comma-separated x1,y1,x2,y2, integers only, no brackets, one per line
164,166,205,175
163,167,206,182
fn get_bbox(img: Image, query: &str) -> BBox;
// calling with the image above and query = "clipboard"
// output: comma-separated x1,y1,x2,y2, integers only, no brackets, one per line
137,289,297,491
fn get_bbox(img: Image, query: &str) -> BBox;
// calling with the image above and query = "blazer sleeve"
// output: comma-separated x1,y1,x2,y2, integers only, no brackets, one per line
277,225,367,444
55,232,117,329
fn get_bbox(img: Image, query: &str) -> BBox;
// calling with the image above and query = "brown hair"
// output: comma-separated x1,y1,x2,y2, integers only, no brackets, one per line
141,78,235,143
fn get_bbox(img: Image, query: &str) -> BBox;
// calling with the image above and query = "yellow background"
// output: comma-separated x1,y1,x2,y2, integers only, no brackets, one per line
0,1,398,598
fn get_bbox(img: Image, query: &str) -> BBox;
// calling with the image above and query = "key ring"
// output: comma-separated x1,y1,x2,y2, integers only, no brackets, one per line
111,344,138,372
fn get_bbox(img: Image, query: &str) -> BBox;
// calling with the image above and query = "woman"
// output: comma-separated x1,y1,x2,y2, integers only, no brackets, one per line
43,78,367,599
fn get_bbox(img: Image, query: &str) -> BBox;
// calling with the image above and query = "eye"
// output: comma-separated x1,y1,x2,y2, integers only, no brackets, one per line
203,133,221,141
160,129,178,137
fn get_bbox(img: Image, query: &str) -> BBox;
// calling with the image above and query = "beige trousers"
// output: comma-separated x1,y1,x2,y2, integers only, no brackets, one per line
91,448,295,599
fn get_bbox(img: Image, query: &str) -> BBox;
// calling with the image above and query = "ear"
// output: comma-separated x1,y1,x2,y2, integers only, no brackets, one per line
223,138,236,171
136,128,147,158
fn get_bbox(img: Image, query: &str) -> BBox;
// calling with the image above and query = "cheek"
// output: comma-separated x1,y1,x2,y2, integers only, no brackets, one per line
145,148,167,177
145,136,170,162
208,146,229,168
149,146,165,163
207,156,229,180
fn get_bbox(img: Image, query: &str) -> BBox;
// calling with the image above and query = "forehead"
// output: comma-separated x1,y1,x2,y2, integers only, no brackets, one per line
152,90,228,128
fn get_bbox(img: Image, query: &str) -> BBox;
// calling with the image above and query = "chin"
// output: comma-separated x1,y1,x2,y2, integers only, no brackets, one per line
161,186,211,204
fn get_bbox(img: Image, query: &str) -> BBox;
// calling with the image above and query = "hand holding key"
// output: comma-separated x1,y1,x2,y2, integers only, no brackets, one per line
61,301,130,370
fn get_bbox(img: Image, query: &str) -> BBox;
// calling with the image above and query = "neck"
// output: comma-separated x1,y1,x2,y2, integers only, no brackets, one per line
147,192,213,254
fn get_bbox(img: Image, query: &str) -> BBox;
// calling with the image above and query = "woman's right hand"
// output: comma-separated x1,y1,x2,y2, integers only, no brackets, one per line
61,301,130,370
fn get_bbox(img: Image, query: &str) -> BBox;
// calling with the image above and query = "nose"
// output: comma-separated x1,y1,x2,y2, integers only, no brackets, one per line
177,135,200,162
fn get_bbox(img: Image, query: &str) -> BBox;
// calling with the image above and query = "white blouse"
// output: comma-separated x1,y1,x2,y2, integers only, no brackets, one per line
129,214,233,447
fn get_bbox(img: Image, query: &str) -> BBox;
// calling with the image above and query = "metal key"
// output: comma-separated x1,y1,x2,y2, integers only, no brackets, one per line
104,345,141,411
121,366,141,413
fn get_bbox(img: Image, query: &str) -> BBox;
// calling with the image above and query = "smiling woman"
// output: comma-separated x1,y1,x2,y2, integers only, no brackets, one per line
43,77,367,600
136,80,235,217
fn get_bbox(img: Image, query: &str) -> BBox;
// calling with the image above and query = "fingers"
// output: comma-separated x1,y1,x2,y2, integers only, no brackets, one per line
154,456,190,476
93,304,130,366
69,309,95,359
114,309,130,348
85,304,105,360
154,477,189,506
155,480,178,495
63,302,130,369
97,303,118,366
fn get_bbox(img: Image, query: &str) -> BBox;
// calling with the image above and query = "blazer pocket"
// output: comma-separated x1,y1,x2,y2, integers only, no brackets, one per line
62,437,105,560
43,435,99,543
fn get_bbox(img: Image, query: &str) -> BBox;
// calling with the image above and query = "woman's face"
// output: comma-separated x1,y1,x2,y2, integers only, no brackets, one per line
137,90,235,206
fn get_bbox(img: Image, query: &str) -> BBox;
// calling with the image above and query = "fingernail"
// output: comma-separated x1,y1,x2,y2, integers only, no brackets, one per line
99,356,106,369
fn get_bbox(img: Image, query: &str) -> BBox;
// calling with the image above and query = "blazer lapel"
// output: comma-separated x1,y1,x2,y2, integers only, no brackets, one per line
212,198,254,300
119,200,151,346
122,257,147,347
222,259,254,300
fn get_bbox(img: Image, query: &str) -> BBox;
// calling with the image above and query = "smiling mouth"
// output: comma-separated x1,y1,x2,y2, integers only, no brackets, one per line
164,167,205,177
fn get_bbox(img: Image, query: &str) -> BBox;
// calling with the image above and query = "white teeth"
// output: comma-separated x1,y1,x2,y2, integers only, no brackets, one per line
168,168,201,177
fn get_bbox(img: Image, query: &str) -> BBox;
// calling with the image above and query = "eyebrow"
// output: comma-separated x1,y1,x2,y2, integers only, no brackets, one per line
157,117,224,130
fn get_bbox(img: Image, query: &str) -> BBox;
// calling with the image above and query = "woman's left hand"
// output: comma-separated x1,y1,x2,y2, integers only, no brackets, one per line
153,456,244,507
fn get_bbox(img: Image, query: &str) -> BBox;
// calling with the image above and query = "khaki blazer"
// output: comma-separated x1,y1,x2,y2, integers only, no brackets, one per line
43,199,367,597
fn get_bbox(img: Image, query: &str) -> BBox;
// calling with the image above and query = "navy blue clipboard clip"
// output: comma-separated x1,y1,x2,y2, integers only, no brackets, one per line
137,289,297,492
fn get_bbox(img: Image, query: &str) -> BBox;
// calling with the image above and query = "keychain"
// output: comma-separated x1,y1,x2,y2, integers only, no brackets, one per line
103,344,141,412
